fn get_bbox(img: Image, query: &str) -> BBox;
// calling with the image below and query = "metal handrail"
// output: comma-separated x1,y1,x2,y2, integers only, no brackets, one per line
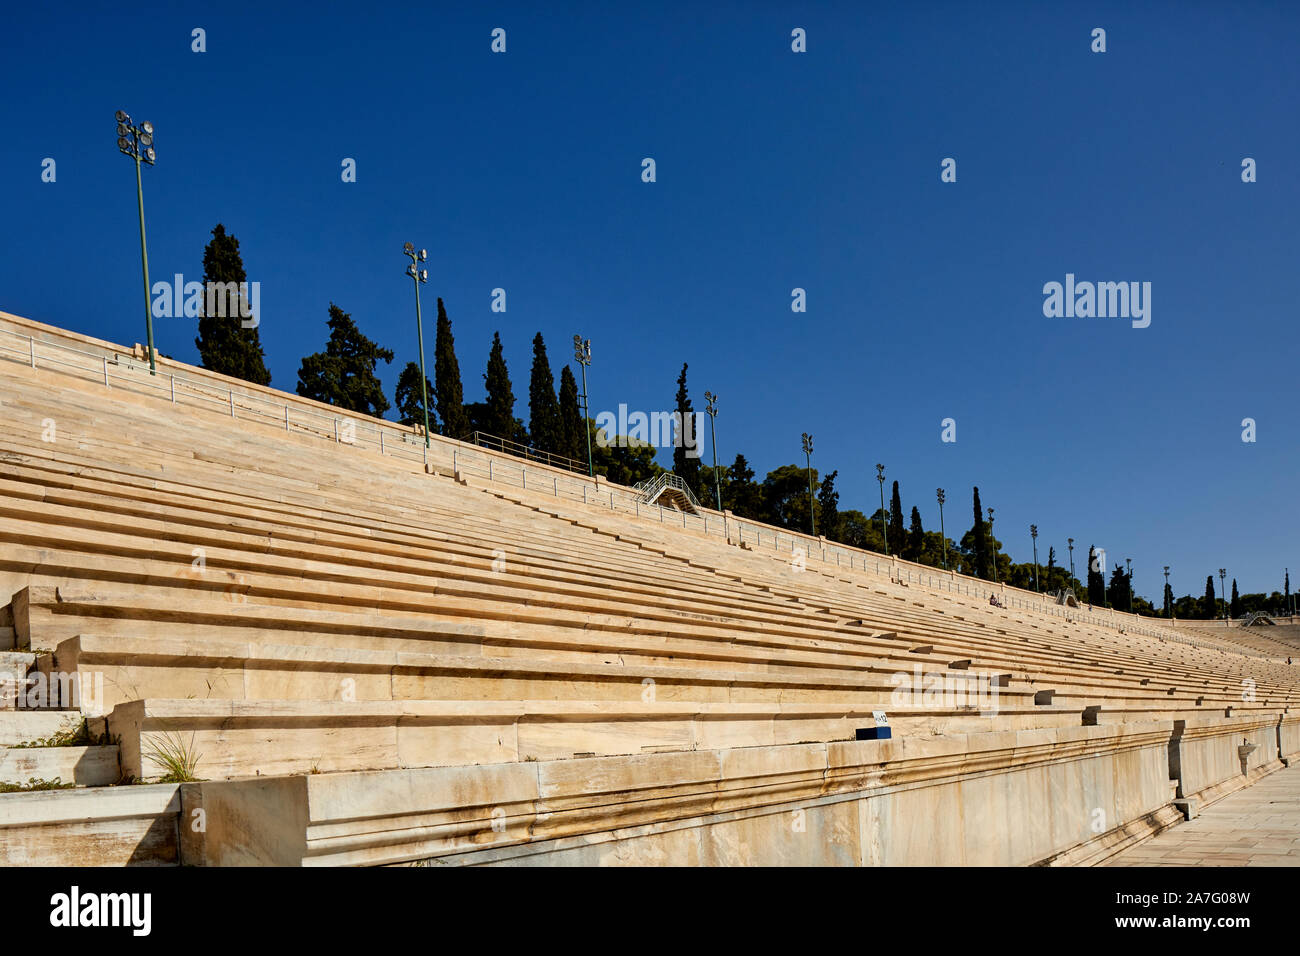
461,430,584,473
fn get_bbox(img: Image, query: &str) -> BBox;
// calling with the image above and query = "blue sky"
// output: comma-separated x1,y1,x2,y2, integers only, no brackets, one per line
2,1,1296,600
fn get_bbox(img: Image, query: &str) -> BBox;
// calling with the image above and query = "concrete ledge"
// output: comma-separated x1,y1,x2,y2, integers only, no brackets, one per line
178,721,1180,866
107,697,1088,781
0,783,179,865
0,744,119,787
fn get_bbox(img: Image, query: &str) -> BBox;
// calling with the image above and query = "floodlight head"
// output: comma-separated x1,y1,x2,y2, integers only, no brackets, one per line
117,123,129,136
419,269,428,281
139,133,153,148
418,249,427,261
406,264,416,277
141,121,154,135
115,110,129,123
403,241,414,255
117,137,131,151
144,147,156,163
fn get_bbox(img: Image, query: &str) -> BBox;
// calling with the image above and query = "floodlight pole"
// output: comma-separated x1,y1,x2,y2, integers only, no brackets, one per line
802,433,815,536
1163,566,1170,618
1068,538,1075,592
403,245,431,448
117,111,156,374
988,508,998,584
1126,558,1133,613
133,155,155,374
705,392,721,511
574,336,593,477
1031,525,1039,592
876,465,888,556
936,488,947,570
1219,569,1227,622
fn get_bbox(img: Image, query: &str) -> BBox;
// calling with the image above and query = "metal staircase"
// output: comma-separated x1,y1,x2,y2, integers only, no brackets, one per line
633,472,702,515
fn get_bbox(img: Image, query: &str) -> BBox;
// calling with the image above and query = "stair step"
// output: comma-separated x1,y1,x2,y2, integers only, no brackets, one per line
0,711,83,746
0,745,119,788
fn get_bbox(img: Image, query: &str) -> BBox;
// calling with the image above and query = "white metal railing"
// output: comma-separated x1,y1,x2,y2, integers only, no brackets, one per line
0,323,1273,660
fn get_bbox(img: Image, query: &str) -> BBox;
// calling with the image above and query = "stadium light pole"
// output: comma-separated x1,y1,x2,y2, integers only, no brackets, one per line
876,464,888,556
988,508,998,584
1030,525,1039,592
1163,566,1171,618
802,433,815,536
936,488,947,570
402,243,431,447
704,391,721,511
1126,558,1133,613
573,335,593,476
1219,568,1227,622
115,111,157,374
1068,538,1076,592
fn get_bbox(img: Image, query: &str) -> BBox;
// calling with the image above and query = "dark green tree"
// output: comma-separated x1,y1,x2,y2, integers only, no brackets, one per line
905,506,925,562
762,464,817,532
432,298,470,439
1086,545,1106,606
394,361,435,430
590,423,661,486
482,332,516,439
195,224,272,385
725,454,764,519
839,509,886,553
672,363,703,494
557,365,584,463
296,303,393,416
1230,579,1241,619
1163,581,1174,617
887,481,906,556
1202,576,1217,620
817,470,840,541
1106,564,1130,610
528,333,561,452
970,488,990,579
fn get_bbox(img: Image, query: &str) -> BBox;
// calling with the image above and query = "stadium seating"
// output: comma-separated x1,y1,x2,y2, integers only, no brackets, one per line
1,310,1296,866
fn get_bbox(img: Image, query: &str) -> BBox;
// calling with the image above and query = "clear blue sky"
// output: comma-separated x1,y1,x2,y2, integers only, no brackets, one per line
2,1,1296,601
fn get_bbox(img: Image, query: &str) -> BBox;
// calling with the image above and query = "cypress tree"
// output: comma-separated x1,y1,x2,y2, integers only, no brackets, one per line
433,298,470,439
818,470,840,541
394,361,435,430
1230,579,1241,619
1163,581,1174,617
195,224,272,385
905,506,924,562
887,481,906,556
672,363,702,493
295,303,393,416
558,365,583,463
1086,545,1106,605
1203,576,1217,619
528,333,561,452
971,488,989,579
482,332,515,439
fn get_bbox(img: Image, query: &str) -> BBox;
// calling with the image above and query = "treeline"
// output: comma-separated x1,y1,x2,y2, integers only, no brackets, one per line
190,224,1293,620
193,224,588,463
